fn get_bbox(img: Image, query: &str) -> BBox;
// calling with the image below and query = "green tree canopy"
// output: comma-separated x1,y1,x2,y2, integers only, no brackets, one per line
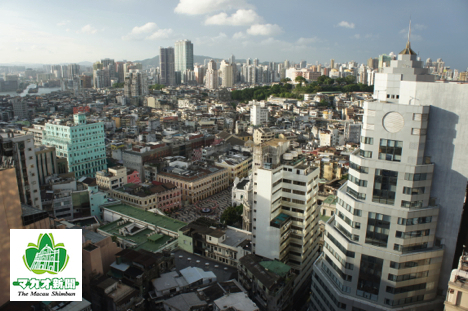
220,205,243,227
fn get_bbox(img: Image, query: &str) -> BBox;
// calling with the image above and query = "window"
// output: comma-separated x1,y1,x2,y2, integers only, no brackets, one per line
373,169,398,205
388,271,429,282
348,174,368,187
346,187,366,200
379,139,403,162
404,173,427,181
357,255,383,301
397,216,432,226
361,136,374,145
394,242,428,253
359,150,372,158
390,258,431,269
401,200,424,208
366,212,391,247
349,162,369,174
403,186,425,195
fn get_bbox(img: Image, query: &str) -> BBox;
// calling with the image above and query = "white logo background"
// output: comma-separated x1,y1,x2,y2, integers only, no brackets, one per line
10,229,82,301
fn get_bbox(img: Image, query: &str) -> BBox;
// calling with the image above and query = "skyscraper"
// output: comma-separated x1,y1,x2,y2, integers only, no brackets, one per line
330,59,335,69
205,60,218,89
174,39,193,83
160,47,175,86
124,70,148,98
310,35,468,311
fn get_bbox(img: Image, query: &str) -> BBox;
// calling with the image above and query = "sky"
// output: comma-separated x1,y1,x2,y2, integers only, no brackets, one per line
0,0,467,70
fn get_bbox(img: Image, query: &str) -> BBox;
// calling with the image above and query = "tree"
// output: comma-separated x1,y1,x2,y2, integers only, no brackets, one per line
280,77,291,83
295,76,307,85
220,205,243,227
345,75,356,84
112,82,124,88
149,84,165,90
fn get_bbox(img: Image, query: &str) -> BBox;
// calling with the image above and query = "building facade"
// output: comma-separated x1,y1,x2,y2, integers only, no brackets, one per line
42,114,107,178
160,47,176,86
174,39,194,83
310,40,448,311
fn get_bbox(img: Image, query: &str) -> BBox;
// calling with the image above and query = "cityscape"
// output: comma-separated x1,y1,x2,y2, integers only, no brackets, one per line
1,1,468,311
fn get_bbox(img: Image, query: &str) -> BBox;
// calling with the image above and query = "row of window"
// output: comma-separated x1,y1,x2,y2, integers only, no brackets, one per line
314,273,347,309
388,270,429,282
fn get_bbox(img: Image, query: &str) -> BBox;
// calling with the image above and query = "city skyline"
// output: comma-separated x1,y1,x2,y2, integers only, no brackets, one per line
0,0,467,69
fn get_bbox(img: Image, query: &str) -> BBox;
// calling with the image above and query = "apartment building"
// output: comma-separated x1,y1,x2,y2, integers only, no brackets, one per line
96,166,127,189
251,139,321,296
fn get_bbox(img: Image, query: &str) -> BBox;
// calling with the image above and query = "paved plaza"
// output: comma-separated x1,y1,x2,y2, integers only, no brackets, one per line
170,186,233,224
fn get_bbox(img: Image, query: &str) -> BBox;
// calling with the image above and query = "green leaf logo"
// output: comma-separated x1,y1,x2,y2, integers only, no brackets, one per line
23,233,69,275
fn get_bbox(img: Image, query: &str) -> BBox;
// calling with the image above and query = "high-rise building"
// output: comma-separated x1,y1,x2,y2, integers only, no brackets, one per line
310,36,468,311
42,114,107,178
220,60,233,88
330,59,335,69
12,98,28,120
378,54,392,70
250,102,269,126
160,47,176,86
35,146,58,186
194,65,205,85
205,60,218,89
124,70,148,98
0,131,42,209
0,167,51,307
79,75,92,88
174,39,194,83
67,63,80,78
251,139,320,296
93,69,110,88
284,59,290,69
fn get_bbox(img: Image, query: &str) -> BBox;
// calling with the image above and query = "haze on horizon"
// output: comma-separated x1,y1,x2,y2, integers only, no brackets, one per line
0,0,467,69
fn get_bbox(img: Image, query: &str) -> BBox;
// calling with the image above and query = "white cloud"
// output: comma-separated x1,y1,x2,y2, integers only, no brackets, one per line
122,23,173,41
247,23,282,36
194,32,228,46
233,31,246,39
296,37,319,45
174,0,250,15
365,33,379,39
57,20,70,27
146,28,173,40
337,21,355,29
78,24,97,34
353,34,360,39
414,23,427,30
205,9,261,25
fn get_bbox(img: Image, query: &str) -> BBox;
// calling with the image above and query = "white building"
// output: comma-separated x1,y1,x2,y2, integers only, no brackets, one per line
220,60,233,88
310,36,468,311
250,102,269,126
205,60,218,89
252,139,320,295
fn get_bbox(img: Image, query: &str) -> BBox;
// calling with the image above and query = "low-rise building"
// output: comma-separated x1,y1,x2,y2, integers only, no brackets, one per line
214,153,252,183
157,162,229,205
238,254,295,311
109,182,181,212
253,127,274,144
445,251,468,310
96,166,127,189
178,218,252,267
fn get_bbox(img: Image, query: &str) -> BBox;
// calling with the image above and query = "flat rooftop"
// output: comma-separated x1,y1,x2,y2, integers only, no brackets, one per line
102,203,186,233
223,227,251,248
99,220,172,252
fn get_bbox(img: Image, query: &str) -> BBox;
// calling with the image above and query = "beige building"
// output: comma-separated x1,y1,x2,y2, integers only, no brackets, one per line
253,128,274,144
96,166,127,189
214,155,252,183
445,252,468,310
82,234,121,301
157,164,229,205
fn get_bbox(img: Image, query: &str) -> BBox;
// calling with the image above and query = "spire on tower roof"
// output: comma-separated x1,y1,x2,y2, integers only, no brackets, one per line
399,19,417,55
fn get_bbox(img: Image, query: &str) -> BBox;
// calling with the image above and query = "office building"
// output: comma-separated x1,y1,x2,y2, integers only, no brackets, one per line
174,39,193,83
160,47,176,86
42,113,107,178
35,145,59,185
252,139,320,296
310,36,468,311
205,59,218,89
67,63,80,78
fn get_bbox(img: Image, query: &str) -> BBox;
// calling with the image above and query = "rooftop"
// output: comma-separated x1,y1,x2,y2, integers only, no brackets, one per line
102,203,186,233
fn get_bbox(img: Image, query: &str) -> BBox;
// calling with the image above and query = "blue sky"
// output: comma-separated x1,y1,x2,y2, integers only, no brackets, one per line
0,0,467,69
